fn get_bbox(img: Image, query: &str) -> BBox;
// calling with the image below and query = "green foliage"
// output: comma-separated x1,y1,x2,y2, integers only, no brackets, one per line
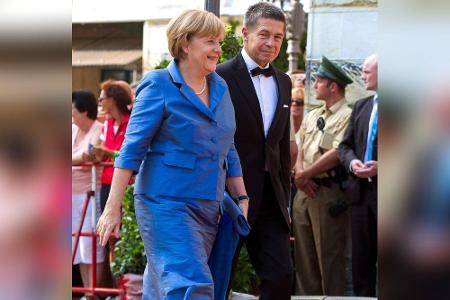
299,30,307,70
154,59,170,69
272,31,307,72
231,247,260,294
220,19,243,63
111,185,146,276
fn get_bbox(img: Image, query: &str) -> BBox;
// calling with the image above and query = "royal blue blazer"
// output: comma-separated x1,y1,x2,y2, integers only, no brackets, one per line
115,60,242,201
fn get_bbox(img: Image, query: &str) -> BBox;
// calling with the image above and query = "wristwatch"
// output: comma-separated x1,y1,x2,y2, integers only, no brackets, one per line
236,195,250,201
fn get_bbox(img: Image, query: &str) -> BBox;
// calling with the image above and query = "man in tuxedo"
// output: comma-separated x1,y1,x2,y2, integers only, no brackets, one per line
339,54,378,296
216,2,293,299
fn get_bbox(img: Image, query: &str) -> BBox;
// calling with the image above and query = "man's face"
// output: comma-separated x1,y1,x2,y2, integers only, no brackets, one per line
362,56,378,91
313,77,332,101
242,18,285,67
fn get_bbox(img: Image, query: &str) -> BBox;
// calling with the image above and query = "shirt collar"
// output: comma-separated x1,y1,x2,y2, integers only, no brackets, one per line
241,48,270,73
121,113,130,125
167,59,185,85
325,98,347,114
107,113,130,128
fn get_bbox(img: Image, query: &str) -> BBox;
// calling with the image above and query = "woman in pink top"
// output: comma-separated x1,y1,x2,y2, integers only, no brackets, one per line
72,90,105,299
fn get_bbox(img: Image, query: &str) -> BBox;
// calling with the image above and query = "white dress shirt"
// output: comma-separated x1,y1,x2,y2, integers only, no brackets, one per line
241,48,278,137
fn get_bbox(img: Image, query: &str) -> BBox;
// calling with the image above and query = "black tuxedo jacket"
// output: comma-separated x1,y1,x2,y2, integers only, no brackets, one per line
217,53,292,228
339,95,378,205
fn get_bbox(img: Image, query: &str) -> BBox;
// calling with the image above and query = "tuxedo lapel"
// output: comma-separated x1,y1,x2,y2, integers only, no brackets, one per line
231,54,265,136
267,68,287,140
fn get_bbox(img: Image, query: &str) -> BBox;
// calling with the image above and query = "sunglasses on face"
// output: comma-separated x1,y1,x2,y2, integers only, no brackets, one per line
291,100,304,106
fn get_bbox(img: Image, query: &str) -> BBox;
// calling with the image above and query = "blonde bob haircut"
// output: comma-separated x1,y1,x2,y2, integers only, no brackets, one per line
166,9,226,60
292,87,304,101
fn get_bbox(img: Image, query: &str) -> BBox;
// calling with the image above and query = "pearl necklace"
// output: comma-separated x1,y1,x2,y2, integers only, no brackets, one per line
194,78,207,95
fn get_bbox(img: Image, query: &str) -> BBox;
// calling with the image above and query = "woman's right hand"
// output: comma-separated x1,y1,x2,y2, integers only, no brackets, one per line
96,203,121,247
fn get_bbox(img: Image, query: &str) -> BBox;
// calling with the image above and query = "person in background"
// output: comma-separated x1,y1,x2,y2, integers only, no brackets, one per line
89,79,133,296
96,10,248,299
291,86,305,134
290,86,305,222
92,80,133,212
72,90,104,300
293,56,353,296
290,125,298,170
339,54,378,296
290,69,306,89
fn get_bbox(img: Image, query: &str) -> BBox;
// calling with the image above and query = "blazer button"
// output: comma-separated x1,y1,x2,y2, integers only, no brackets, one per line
210,120,217,126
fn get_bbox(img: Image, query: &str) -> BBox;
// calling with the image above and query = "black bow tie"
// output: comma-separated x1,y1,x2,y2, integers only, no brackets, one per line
250,66,274,77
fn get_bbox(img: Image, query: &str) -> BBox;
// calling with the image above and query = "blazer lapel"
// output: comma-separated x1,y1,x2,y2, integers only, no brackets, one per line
209,72,226,113
231,54,265,136
167,60,214,120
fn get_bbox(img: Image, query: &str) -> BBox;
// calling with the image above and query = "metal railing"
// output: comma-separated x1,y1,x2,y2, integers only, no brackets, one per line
72,162,125,299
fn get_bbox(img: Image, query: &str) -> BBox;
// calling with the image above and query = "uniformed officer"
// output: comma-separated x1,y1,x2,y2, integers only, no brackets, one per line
292,56,353,296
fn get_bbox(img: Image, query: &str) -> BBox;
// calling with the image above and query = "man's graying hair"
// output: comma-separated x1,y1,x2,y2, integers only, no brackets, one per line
244,2,286,29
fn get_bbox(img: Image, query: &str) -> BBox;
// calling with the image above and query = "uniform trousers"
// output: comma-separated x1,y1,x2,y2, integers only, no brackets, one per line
292,182,349,296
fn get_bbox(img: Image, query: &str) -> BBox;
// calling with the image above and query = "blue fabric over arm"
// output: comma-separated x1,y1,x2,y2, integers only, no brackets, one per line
208,192,250,300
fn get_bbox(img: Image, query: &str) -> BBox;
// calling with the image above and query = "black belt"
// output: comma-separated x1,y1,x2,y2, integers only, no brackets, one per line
312,177,336,187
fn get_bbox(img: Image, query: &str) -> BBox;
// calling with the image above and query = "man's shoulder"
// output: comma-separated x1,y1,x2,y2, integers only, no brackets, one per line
273,66,290,81
354,95,375,109
338,101,353,116
304,106,323,122
217,56,238,75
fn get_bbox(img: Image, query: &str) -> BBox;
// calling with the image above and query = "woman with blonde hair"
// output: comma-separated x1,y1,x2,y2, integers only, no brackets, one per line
291,86,305,133
96,9,248,299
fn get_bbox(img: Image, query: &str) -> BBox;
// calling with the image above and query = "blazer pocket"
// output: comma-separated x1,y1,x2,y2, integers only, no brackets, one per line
163,151,196,169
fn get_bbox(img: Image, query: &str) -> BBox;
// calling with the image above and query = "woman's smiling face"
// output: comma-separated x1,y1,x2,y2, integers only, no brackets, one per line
183,34,222,75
